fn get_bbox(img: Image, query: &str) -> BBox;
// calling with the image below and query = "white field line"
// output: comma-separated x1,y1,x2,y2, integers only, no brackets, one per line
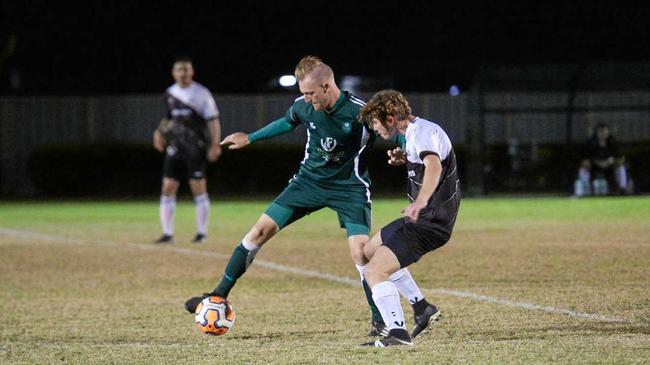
0,227,629,324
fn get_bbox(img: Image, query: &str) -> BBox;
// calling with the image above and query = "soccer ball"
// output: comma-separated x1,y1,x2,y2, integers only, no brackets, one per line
194,296,236,336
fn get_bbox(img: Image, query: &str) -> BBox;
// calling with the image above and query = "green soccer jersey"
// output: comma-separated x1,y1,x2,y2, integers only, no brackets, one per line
284,91,375,188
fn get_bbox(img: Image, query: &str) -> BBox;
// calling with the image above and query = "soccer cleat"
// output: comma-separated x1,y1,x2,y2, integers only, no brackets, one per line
411,304,442,338
191,233,206,243
155,234,174,244
184,292,215,313
362,329,413,347
367,320,389,337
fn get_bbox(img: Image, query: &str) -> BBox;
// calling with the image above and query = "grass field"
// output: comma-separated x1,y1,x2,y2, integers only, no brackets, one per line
1,197,649,364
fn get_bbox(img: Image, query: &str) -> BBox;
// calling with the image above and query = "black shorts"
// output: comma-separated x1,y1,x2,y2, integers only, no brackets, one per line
162,144,207,181
380,218,451,268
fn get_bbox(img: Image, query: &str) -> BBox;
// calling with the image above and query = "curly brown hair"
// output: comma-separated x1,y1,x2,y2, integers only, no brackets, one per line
359,89,412,126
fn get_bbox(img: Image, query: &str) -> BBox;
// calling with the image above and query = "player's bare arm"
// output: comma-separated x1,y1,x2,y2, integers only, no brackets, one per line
154,117,174,152
207,117,222,161
220,132,250,150
153,129,166,152
404,154,442,222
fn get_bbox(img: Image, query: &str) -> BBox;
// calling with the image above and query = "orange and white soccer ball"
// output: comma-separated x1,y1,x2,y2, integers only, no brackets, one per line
194,296,236,336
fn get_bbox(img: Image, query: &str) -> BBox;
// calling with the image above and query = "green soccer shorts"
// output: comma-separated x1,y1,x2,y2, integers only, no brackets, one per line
264,174,371,237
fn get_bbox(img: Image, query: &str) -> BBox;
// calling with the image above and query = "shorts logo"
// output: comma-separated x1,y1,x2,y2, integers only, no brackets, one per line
166,146,177,156
320,137,337,152
193,171,204,178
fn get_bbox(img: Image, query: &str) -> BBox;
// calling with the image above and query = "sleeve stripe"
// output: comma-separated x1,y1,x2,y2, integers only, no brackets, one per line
419,151,440,160
350,99,365,107
349,95,366,106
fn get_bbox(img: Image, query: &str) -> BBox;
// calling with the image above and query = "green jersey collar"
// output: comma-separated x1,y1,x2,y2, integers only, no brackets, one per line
324,91,348,115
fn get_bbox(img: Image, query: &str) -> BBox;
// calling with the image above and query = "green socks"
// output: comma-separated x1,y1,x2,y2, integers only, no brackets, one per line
214,243,257,298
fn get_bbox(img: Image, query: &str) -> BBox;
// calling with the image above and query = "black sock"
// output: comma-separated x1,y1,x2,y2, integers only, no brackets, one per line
412,298,431,316
388,328,410,340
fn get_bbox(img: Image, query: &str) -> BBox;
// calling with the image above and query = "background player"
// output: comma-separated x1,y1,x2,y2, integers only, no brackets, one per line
574,123,632,196
153,56,222,244
184,56,426,337
359,89,461,347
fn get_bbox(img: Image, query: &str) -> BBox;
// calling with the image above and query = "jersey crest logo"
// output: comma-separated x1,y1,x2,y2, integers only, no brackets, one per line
320,137,337,152
343,122,351,133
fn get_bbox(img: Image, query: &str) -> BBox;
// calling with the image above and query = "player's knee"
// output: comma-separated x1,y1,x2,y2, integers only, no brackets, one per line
161,186,177,196
161,179,179,195
245,223,277,246
349,246,366,265
363,240,380,260
364,261,387,285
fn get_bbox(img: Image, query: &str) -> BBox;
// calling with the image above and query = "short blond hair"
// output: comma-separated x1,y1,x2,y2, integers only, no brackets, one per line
359,89,412,125
294,55,333,82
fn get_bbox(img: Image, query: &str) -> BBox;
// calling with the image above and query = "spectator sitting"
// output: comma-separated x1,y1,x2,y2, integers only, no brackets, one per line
574,123,633,196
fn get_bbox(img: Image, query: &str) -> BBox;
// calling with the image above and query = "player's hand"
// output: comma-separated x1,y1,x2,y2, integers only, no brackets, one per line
403,200,427,222
207,144,222,162
388,147,406,166
220,132,250,150
153,130,166,152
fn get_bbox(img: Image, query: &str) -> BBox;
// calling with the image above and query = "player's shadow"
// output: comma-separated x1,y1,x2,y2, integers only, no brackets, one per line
228,329,345,341
465,322,649,341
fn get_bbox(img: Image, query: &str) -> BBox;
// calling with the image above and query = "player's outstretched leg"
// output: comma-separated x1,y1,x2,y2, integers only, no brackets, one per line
185,214,278,313
184,240,260,313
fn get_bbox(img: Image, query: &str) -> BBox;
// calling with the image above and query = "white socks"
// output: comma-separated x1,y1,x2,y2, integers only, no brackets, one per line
161,194,211,236
355,264,366,280
357,264,425,306
616,165,628,190
159,195,176,236
194,193,210,235
372,281,406,331
390,268,425,305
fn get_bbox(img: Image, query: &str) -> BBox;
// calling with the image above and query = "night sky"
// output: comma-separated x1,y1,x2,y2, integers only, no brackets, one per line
1,1,649,94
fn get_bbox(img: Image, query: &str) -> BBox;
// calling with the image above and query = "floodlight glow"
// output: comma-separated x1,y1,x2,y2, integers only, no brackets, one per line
279,75,297,87
449,85,460,96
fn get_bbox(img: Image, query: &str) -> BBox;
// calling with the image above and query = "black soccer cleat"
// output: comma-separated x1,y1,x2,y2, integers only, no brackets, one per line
184,292,216,313
155,234,174,244
411,304,442,338
362,329,413,347
191,233,206,243
368,320,389,337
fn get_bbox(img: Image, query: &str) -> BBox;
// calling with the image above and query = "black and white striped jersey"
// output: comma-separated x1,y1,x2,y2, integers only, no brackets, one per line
164,82,219,147
404,117,460,232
